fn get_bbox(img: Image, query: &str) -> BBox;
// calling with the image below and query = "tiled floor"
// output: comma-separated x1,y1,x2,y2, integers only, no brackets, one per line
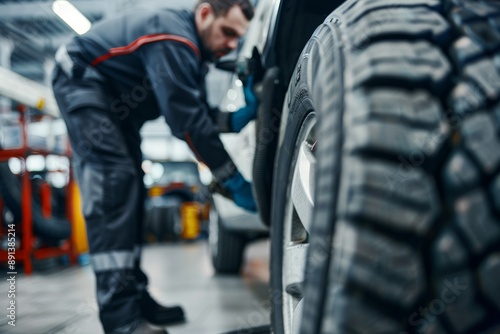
0,240,270,334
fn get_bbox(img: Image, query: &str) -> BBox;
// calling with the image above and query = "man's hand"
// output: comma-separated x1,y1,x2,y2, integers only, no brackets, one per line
222,171,257,212
230,75,259,132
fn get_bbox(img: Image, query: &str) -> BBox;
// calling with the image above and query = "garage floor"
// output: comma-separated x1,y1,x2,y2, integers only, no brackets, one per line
0,240,270,334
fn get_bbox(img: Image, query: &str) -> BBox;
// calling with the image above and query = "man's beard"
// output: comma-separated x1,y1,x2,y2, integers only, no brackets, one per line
201,25,231,62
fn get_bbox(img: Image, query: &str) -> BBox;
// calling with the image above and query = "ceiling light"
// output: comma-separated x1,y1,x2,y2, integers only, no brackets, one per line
52,0,91,35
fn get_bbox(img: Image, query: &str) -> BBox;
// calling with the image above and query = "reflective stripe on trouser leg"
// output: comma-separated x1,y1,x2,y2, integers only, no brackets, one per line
91,246,140,272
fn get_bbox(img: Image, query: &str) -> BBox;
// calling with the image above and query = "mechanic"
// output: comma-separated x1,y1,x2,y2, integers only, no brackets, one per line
51,0,257,333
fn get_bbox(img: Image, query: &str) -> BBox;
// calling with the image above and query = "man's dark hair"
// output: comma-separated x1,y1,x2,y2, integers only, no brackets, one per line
196,0,254,21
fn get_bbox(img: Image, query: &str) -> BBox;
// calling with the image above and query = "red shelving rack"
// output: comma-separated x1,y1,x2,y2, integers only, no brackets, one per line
0,107,77,275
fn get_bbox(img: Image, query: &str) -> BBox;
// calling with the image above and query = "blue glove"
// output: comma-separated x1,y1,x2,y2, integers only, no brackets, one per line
230,75,259,132
223,171,257,212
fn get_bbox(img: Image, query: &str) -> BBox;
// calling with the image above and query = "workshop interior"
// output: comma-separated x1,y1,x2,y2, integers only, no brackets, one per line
1,0,500,333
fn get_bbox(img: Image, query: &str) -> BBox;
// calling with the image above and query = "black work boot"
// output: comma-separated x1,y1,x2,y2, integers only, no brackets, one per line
140,293,185,326
131,322,168,334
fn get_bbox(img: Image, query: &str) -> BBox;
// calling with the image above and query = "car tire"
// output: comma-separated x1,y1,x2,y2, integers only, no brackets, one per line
296,1,500,333
209,204,247,274
270,46,317,333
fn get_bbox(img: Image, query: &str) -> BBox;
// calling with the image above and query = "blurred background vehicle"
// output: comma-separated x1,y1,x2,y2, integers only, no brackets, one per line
143,160,210,242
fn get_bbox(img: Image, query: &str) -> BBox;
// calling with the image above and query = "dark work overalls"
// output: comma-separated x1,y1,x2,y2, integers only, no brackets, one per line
51,9,237,333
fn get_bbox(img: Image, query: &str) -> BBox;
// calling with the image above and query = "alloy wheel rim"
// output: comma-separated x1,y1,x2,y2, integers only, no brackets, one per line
282,113,316,334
